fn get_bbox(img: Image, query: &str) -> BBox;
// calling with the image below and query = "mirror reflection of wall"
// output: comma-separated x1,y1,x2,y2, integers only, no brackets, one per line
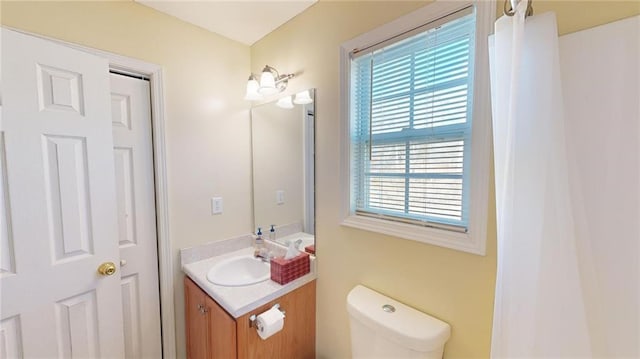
251,89,315,253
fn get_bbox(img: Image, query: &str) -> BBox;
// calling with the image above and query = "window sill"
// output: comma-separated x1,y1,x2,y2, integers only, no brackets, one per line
341,214,486,255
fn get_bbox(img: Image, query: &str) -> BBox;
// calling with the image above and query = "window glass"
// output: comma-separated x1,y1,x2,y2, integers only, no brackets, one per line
350,9,476,230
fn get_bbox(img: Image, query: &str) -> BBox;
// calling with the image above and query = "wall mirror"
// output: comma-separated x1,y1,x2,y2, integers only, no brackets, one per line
251,89,315,254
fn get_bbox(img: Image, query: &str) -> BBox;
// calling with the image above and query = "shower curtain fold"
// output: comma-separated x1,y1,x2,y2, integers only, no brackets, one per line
488,3,592,357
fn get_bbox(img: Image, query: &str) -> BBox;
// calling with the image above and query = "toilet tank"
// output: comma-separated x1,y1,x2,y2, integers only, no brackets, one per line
347,285,451,359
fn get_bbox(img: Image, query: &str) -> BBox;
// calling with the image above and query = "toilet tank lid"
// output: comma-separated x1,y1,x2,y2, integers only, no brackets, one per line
347,285,451,352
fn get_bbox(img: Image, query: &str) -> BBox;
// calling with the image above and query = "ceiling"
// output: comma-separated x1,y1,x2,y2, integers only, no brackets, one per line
136,0,317,46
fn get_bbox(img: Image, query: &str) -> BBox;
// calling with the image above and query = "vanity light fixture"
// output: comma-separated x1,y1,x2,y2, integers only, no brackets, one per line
244,74,262,101
293,90,313,105
276,96,294,109
244,65,295,101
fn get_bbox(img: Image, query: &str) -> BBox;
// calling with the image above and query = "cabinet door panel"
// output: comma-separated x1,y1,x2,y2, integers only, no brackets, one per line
184,278,209,359
206,295,237,359
237,281,316,359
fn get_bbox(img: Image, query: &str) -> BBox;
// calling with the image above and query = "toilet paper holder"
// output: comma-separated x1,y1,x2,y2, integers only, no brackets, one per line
249,303,286,329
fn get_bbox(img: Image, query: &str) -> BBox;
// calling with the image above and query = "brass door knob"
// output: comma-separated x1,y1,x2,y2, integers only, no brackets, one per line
98,262,117,276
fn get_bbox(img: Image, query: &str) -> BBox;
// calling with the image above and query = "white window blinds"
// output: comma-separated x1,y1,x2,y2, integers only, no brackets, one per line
350,7,476,231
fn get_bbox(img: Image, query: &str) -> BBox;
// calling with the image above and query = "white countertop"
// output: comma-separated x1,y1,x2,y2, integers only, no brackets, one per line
182,246,316,318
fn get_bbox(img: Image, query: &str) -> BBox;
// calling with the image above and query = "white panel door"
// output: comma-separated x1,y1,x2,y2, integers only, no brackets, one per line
0,29,125,358
110,73,162,358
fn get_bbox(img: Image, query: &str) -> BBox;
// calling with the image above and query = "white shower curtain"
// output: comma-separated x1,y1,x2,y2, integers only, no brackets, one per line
488,1,591,357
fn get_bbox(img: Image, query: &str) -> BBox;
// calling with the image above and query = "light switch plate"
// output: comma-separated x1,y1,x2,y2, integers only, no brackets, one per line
211,197,223,215
276,190,285,205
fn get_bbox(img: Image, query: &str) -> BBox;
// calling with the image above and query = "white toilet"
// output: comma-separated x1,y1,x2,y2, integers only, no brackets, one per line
347,285,451,359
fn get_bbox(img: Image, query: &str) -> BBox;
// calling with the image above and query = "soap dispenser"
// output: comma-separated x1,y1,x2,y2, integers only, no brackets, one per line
254,227,265,255
269,225,276,242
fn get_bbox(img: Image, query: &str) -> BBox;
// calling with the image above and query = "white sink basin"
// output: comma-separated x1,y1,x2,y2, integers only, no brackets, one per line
206,254,270,287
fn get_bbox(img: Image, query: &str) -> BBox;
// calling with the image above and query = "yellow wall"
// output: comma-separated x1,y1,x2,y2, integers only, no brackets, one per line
3,0,640,358
1,2,252,357
251,1,639,358
251,2,496,357
515,1,640,36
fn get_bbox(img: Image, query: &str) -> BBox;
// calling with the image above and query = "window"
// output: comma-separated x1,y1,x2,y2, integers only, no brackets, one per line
340,2,493,254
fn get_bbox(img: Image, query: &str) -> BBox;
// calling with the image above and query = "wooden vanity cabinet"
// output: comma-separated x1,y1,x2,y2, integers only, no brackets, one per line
185,277,237,359
184,277,316,359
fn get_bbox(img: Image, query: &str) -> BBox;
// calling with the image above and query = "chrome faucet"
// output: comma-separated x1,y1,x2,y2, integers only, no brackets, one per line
254,247,271,262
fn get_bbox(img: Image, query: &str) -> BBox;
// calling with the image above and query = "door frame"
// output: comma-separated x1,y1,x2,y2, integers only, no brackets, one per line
3,27,177,358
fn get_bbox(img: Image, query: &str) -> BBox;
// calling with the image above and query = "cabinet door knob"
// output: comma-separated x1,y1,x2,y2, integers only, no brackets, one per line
197,304,208,314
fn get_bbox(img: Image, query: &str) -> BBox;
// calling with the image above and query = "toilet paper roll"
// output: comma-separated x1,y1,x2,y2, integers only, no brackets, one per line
256,306,285,340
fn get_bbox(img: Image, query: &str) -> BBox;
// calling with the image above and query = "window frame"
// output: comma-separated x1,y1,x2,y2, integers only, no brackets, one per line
339,0,495,255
